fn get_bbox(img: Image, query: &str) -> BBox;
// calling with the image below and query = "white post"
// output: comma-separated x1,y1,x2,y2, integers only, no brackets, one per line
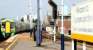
72,40,75,50
53,34,56,42
83,42,86,50
53,27,56,42
61,0,64,50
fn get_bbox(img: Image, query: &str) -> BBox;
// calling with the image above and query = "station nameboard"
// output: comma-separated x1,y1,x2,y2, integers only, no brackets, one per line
71,1,93,43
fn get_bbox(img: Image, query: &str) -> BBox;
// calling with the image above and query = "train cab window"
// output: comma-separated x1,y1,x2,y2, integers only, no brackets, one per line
2,22,5,28
11,22,15,29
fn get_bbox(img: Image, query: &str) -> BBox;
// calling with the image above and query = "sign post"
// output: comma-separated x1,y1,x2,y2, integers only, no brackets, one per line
83,42,86,50
72,40,77,50
61,32,64,50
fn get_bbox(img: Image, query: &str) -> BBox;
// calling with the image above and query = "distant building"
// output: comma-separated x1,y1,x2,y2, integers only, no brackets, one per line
63,16,71,34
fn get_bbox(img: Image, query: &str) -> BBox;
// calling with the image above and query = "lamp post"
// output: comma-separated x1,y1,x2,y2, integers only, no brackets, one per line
35,0,42,46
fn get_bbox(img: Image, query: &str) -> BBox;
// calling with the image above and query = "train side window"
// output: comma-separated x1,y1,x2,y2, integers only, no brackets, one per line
11,22,15,29
2,22,5,28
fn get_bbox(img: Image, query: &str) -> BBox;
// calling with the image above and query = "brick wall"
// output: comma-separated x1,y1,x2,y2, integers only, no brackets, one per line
56,18,71,34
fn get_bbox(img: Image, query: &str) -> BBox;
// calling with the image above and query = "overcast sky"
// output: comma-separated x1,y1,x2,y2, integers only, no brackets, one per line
64,0,77,15
0,0,26,19
0,0,78,19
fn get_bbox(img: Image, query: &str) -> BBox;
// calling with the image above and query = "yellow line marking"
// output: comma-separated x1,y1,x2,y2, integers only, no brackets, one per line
0,48,3,50
6,36,18,50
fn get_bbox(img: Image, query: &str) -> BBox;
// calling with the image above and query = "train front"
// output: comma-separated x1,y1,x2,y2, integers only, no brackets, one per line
1,19,16,38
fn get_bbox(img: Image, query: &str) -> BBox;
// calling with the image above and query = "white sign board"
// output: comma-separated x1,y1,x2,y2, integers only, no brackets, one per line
71,1,93,42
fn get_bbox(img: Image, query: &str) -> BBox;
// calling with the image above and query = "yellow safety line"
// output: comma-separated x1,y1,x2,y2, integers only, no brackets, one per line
0,48,3,50
6,37,18,50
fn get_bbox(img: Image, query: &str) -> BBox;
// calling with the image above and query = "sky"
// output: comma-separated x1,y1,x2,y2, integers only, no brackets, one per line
64,0,77,15
0,0,78,20
0,0,26,19
0,0,48,20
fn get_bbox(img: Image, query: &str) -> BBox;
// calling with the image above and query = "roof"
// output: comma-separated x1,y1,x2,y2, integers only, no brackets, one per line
1,19,14,22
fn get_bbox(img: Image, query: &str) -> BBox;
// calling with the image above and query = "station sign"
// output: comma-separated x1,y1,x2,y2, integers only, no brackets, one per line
71,1,93,42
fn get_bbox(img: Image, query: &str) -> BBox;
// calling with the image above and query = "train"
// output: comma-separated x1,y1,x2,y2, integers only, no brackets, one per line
0,16,55,41
1,19,16,39
15,17,37,33
0,17,37,40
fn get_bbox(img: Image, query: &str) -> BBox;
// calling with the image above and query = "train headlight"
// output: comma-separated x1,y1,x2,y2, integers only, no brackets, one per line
11,28,15,32
1,28,5,32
